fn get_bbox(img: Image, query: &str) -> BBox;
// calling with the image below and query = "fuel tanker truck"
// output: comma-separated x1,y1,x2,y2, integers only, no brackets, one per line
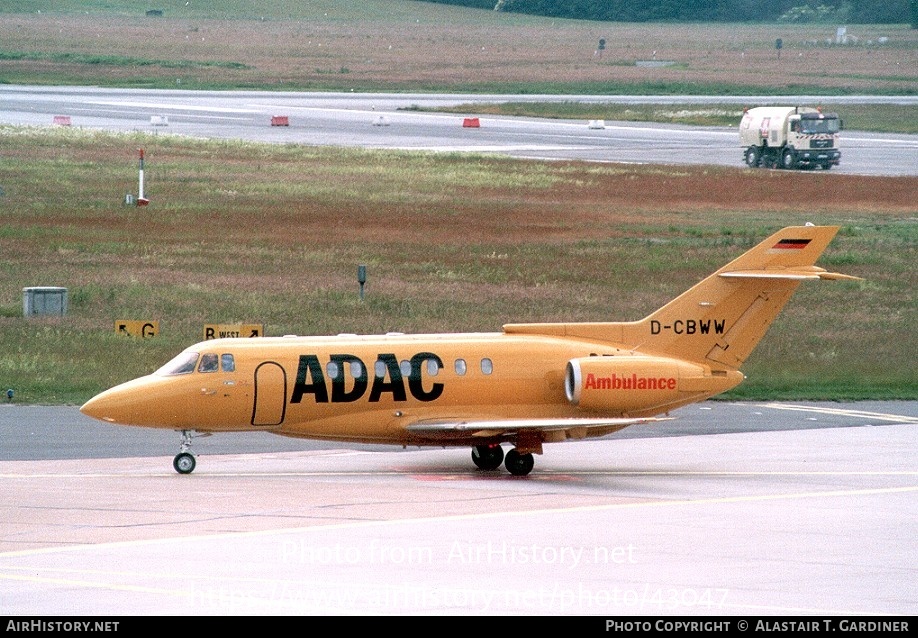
740,106,841,170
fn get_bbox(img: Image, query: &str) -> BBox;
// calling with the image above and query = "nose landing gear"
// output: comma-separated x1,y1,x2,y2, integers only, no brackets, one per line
172,430,206,474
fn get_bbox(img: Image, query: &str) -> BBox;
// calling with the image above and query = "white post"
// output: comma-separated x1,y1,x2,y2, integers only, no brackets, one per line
137,148,149,206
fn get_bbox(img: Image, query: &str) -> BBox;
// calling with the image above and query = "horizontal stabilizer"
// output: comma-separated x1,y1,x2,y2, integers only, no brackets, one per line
720,268,863,281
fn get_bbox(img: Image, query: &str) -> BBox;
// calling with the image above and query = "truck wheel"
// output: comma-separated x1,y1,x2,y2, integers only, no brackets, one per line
744,147,760,168
781,149,796,170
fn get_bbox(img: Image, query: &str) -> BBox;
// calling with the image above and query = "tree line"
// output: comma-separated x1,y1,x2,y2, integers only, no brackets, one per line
418,0,916,26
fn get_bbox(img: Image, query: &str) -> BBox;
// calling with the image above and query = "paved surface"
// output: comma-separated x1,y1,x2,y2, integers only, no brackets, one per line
1,402,915,615
2,86,917,176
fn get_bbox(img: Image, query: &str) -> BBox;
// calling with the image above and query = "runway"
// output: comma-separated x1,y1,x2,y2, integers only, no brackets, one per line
1,401,915,615
2,86,917,176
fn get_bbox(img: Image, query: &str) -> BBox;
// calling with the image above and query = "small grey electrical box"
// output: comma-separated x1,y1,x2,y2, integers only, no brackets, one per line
23,287,68,317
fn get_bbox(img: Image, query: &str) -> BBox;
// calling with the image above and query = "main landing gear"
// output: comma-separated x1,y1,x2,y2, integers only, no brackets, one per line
173,430,199,474
471,444,535,476
472,444,504,470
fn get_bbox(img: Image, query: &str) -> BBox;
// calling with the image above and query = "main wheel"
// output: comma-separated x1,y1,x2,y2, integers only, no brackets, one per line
781,148,796,170
472,445,504,471
744,146,760,168
504,449,534,476
173,452,196,474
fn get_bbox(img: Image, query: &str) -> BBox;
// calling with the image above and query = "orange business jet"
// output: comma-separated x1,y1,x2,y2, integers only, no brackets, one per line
81,225,859,476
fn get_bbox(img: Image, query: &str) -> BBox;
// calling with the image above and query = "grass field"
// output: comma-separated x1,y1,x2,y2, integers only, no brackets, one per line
0,126,915,404
1,1,916,95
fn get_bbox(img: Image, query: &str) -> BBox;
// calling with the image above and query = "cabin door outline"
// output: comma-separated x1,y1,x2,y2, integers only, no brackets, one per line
251,361,287,426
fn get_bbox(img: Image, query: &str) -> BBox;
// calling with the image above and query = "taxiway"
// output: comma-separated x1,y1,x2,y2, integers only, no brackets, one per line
1,401,915,615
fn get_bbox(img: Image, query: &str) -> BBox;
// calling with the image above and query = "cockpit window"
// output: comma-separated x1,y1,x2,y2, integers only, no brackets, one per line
801,117,840,135
155,352,199,376
221,354,235,373
199,353,219,373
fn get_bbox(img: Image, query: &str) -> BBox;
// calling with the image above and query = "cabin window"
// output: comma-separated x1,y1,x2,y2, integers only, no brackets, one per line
326,361,341,379
481,358,493,375
221,354,235,373
155,352,199,376
350,361,363,378
454,359,467,376
399,360,412,377
199,353,219,373
374,359,387,378
425,358,440,376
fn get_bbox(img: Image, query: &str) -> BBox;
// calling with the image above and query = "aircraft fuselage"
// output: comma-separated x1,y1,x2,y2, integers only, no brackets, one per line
81,332,739,446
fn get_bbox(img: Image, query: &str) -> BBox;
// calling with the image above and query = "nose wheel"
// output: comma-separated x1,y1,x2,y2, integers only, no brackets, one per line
172,430,202,474
173,451,196,474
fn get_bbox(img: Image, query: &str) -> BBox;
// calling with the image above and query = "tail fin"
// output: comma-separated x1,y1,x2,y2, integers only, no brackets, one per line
621,225,859,369
504,226,859,371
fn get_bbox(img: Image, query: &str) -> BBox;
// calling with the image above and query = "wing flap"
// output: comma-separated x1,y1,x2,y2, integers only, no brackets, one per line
406,416,670,437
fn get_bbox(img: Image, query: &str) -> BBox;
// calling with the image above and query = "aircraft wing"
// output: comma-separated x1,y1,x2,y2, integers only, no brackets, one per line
405,416,671,439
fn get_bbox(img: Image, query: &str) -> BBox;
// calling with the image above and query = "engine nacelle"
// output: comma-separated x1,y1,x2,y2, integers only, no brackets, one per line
565,356,706,413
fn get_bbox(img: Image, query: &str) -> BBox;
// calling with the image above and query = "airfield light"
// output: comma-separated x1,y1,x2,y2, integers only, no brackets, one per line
357,265,367,301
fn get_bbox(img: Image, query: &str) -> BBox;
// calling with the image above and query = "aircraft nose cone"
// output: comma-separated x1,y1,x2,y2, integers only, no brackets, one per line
80,376,157,425
80,390,121,423
80,375,199,429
